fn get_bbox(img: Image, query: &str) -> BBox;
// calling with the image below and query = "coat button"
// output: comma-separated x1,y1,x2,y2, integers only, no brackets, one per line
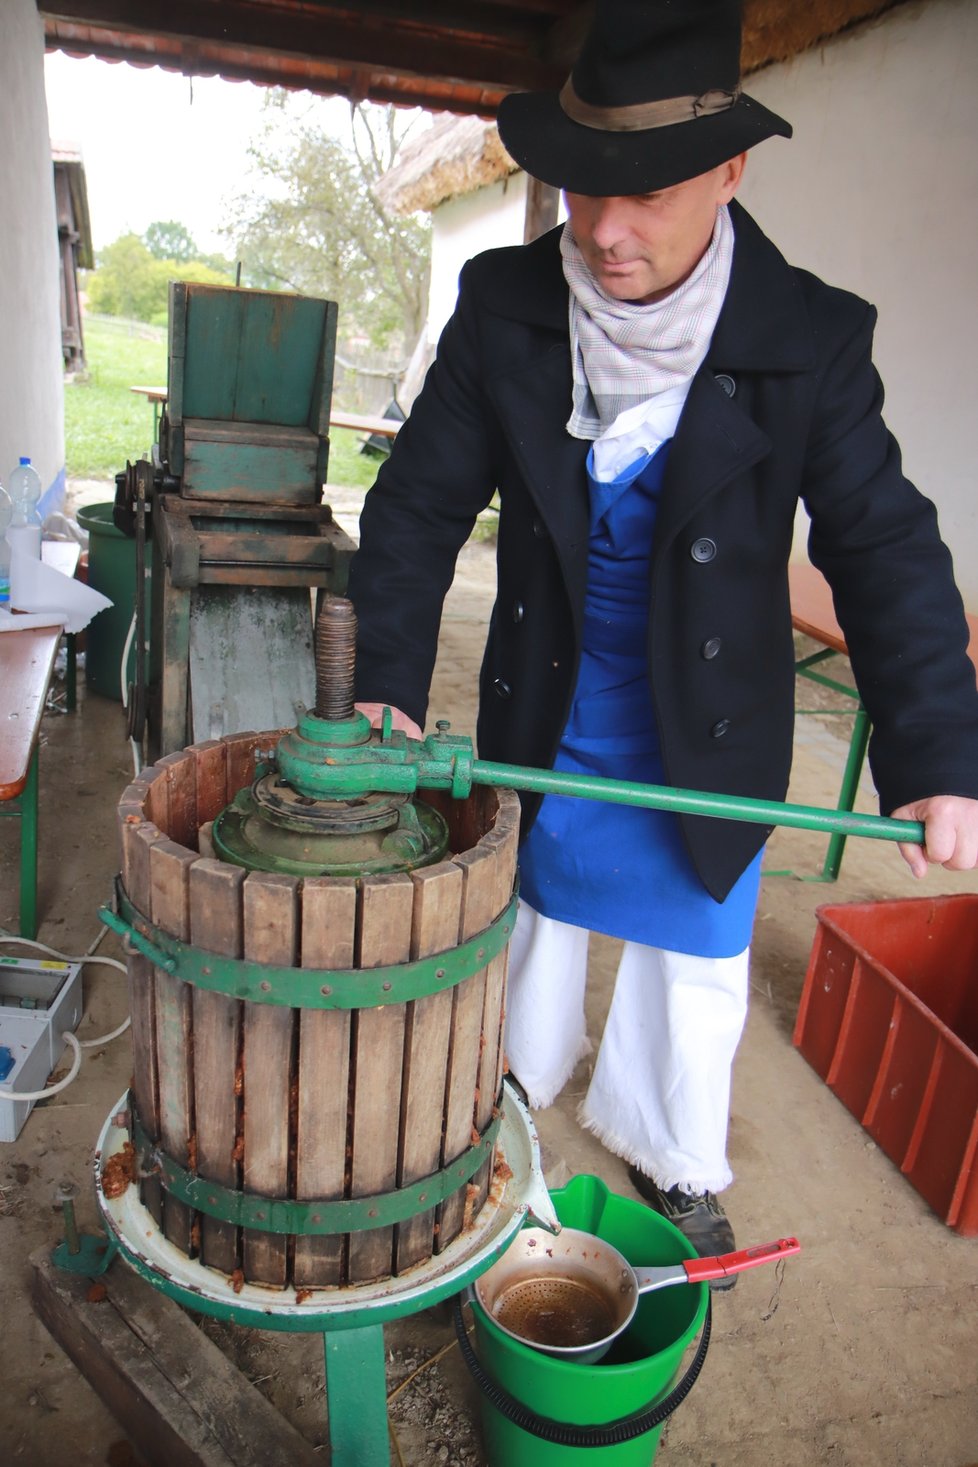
512,601,525,624
714,373,736,397
701,636,722,660
493,678,512,699
690,537,717,563
710,718,731,739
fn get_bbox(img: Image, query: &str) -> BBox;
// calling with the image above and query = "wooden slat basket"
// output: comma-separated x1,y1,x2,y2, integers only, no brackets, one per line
114,732,520,1289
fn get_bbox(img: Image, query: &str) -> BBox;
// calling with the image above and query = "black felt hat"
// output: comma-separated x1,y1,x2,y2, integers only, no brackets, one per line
497,0,791,197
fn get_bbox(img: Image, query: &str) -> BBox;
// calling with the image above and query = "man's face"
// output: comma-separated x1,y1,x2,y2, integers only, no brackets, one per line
564,154,746,304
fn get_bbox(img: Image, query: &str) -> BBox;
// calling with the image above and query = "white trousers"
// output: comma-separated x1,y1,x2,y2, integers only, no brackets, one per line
504,901,750,1194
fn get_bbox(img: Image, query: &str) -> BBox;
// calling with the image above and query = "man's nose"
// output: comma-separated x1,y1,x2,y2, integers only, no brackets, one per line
589,198,631,250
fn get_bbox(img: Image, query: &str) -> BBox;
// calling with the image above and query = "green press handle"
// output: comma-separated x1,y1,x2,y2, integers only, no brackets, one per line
469,760,926,846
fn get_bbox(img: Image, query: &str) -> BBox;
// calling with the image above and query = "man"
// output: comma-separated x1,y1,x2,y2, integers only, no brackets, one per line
348,0,978,1275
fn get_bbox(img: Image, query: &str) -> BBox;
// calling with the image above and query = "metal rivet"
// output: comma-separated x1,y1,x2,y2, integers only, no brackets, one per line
201,965,211,976
382,981,392,992
208,1196,218,1206
436,968,446,979
256,1211,265,1221
311,1214,321,1224
321,985,332,996
368,1208,378,1218
477,948,485,960
418,1193,427,1203
260,980,271,993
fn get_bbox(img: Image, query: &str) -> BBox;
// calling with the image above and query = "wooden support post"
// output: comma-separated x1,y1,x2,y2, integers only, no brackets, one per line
524,177,560,243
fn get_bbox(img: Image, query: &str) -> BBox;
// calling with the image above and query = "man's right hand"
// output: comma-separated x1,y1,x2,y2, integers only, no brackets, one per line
355,702,423,741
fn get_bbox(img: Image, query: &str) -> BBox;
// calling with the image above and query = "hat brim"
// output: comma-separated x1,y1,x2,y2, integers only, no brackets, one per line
497,90,791,196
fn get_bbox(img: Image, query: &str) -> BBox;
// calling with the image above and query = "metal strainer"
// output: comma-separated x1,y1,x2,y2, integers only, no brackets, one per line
475,1227,800,1362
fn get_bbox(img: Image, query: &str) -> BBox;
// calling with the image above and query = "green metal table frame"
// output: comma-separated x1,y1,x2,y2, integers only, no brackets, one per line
767,646,869,883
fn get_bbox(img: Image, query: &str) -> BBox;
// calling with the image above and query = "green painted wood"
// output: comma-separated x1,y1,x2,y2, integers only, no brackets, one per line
167,281,187,431
182,436,319,504
233,292,325,425
175,285,328,428
312,300,339,438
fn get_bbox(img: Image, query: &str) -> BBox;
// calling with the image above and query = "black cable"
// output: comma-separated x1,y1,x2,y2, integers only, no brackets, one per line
452,1289,711,1448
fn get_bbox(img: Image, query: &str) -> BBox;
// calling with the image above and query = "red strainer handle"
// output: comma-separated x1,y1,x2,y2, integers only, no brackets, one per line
682,1236,801,1283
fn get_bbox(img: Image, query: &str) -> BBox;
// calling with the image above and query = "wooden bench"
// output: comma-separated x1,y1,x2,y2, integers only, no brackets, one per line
0,543,80,937
789,562,978,880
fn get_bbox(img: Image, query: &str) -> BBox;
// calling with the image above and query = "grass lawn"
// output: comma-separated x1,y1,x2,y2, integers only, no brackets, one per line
66,314,380,491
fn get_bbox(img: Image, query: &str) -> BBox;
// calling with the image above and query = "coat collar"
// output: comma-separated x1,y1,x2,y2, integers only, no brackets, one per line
483,200,815,373
485,201,814,603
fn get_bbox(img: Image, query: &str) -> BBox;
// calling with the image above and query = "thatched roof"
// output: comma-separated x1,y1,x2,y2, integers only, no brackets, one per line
378,0,918,215
375,115,518,216
741,0,912,71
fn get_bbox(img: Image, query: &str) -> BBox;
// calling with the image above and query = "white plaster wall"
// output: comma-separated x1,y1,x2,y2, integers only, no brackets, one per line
427,172,528,346
737,0,977,609
0,0,65,513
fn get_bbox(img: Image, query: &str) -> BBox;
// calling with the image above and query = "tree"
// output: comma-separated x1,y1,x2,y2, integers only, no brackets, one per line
223,96,431,361
86,233,235,324
143,220,198,263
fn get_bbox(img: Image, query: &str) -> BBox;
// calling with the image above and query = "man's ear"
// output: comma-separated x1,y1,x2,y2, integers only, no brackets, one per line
718,152,747,204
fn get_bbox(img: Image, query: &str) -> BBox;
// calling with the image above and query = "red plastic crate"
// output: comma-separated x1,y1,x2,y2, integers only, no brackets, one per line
794,895,978,1236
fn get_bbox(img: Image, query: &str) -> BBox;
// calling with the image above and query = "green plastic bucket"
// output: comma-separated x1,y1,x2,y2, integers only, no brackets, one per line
77,502,147,701
466,1174,709,1465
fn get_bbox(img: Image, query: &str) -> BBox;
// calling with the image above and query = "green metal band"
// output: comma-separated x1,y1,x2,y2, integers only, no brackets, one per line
101,882,516,1010
131,1101,503,1234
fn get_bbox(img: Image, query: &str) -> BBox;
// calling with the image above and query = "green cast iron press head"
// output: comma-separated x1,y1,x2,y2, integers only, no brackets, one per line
212,596,453,877
212,594,927,875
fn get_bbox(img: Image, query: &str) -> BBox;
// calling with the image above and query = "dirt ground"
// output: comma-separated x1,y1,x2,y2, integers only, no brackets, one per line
1,480,976,1466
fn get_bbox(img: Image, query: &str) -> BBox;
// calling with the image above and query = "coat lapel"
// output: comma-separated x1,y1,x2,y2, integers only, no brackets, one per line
482,206,816,604
654,201,815,554
485,229,592,619
652,367,772,559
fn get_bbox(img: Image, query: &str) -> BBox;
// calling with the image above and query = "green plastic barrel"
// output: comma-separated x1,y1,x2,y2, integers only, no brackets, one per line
77,502,147,701
469,1174,708,1466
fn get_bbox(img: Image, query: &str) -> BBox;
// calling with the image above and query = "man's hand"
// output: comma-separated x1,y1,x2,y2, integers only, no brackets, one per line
888,795,978,878
355,702,423,741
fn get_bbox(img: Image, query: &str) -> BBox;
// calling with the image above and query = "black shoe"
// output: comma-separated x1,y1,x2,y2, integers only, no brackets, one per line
627,1165,738,1290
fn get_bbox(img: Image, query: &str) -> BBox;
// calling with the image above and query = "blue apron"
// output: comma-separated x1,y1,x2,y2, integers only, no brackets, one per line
518,441,762,958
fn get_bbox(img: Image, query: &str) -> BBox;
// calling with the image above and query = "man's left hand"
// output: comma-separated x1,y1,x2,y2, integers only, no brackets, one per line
888,795,978,878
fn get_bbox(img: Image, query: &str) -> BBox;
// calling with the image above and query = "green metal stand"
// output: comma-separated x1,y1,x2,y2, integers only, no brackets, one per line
94,1090,555,1467
324,1326,392,1465
767,646,872,881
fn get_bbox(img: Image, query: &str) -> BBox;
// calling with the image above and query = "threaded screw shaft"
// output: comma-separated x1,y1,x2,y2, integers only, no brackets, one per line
314,595,357,721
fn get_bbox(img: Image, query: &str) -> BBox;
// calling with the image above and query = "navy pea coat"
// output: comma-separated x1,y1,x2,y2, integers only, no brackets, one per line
348,201,978,901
